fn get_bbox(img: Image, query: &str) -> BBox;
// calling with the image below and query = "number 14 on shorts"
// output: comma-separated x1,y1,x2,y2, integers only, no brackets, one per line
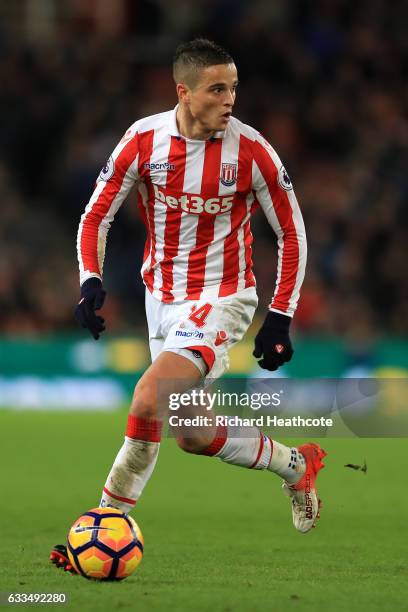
188,303,212,328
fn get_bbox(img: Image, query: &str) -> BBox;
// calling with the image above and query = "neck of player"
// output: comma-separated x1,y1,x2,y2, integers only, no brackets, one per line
176,105,217,141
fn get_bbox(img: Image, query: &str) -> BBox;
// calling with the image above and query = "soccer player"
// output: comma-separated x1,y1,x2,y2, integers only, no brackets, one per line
51,38,326,572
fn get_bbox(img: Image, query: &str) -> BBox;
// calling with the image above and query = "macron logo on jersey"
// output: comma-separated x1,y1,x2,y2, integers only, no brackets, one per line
144,162,175,171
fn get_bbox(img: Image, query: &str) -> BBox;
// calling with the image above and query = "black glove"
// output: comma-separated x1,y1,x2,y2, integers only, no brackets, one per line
253,311,293,371
74,277,106,340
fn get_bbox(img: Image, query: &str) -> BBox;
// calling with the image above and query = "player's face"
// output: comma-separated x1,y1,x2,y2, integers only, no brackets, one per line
186,63,238,133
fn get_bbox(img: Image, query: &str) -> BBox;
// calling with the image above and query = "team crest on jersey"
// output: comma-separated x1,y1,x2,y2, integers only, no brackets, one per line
278,165,293,191
99,156,115,181
220,163,237,187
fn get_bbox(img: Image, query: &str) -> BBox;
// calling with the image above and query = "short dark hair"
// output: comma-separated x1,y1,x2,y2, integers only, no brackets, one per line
173,38,234,87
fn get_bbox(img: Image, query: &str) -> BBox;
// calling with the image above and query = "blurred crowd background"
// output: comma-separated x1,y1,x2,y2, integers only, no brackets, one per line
1,0,407,344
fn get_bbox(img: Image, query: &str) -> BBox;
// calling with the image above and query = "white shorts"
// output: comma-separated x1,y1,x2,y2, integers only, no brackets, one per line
145,287,258,381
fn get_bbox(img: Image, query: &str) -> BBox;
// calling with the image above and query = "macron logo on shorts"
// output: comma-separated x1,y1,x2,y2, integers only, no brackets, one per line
175,329,204,339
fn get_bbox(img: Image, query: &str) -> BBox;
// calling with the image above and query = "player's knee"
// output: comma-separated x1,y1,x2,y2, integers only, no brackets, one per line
129,382,157,419
176,435,211,454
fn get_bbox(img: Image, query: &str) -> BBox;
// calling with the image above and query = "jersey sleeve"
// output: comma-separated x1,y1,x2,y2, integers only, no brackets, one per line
252,135,307,317
76,123,140,285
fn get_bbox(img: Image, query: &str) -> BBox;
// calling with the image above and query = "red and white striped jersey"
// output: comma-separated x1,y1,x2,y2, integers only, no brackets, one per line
77,106,306,316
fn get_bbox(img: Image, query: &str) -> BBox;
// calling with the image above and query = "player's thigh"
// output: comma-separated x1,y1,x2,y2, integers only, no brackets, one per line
149,337,164,363
130,350,203,419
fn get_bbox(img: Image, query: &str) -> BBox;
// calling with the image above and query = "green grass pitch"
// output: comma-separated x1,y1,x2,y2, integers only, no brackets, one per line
1,410,407,611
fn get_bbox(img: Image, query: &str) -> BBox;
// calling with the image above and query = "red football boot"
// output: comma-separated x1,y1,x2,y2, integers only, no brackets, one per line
282,443,327,533
49,544,77,574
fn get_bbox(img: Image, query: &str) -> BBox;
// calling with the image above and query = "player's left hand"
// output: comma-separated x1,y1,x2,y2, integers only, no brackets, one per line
253,311,293,371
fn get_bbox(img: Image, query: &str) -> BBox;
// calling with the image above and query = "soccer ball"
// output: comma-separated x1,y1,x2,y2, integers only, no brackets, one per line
67,507,144,580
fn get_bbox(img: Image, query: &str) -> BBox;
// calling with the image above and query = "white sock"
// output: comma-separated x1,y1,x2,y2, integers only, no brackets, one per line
267,441,306,484
100,436,160,513
215,426,273,469
209,425,305,484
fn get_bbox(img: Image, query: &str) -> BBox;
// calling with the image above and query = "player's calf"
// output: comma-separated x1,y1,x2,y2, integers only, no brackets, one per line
185,423,305,477
174,410,217,453
102,351,203,512
100,415,162,513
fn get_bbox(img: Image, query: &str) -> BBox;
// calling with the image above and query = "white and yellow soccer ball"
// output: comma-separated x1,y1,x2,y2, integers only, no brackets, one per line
67,507,143,580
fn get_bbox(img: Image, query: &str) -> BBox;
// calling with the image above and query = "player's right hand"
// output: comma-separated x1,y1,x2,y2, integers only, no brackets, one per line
74,277,106,340
253,311,293,371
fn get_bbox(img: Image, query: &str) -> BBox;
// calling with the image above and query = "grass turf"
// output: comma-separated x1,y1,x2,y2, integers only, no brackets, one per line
1,410,407,611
